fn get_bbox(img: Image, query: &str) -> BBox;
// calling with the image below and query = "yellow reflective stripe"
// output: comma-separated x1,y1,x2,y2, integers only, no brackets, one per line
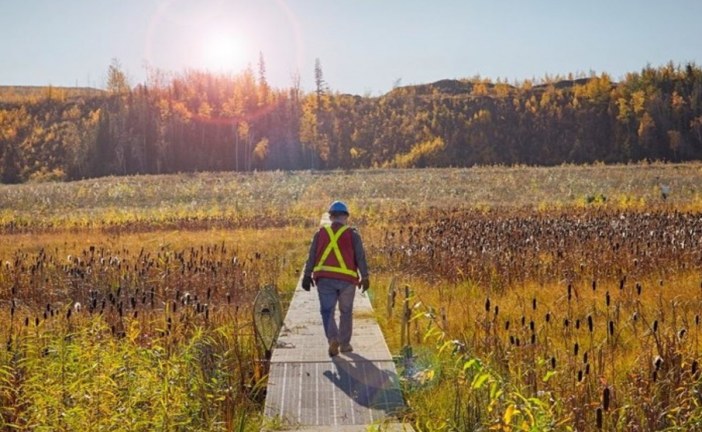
314,265,358,277
315,225,346,268
313,225,358,278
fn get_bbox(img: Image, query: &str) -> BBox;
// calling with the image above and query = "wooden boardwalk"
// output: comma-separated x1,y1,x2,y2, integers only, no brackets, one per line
263,228,412,430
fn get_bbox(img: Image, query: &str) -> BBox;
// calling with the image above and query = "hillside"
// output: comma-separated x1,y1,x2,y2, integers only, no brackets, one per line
1,62,702,184
0,85,104,103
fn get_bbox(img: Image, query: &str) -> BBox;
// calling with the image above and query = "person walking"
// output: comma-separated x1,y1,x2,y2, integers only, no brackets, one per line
302,201,370,357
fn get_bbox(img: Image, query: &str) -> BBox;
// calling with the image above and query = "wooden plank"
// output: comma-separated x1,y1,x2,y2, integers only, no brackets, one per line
264,285,412,430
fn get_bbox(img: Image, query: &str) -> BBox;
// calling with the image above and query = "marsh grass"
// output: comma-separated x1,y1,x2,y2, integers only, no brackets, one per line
2,163,702,430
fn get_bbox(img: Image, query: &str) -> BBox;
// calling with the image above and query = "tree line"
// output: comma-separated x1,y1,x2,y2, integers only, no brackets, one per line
1,60,702,183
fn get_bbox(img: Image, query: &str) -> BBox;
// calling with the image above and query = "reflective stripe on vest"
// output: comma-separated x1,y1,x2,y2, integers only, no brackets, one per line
313,225,358,278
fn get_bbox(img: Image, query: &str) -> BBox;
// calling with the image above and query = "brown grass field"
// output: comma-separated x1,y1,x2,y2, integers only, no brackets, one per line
1,162,701,431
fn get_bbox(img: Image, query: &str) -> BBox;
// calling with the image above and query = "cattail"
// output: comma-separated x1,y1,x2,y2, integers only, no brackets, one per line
586,364,590,375
227,292,231,304
584,352,588,364
605,291,610,307
603,387,610,411
564,318,570,327
636,282,642,296
574,342,579,356
545,312,550,323
530,320,535,332
578,370,583,382
532,298,537,310
521,315,526,326
619,277,625,290
576,319,581,330
531,334,536,345
551,356,556,369
592,279,597,291
695,315,699,326
678,328,686,340
568,284,572,301
609,321,615,336
653,356,663,370
505,320,510,330
24,317,29,327
510,335,515,345
515,338,520,347
66,308,72,319
35,317,39,327
494,305,499,316
588,315,594,333
692,360,699,376
485,298,491,312
596,407,603,429
653,320,658,333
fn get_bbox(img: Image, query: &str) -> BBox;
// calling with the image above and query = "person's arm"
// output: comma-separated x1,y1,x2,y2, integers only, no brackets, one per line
303,231,319,277
351,229,369,279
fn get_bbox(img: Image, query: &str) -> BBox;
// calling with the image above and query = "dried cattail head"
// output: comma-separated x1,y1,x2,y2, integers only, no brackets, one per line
636,282,642,296
494,305,499,316
578,370,583,382
574,342,579,356
545,312,551,323
576,319,581,329
653,320,658,333
603,387,611,411
596,407,603,429
564,318,570,327
609,321,615,336
692,360,699,377
588,315,594,333
678,328,686,340
605,291,610,307
532,297,537,310
505,320,510,330
653,356,663,370
551,356,556,369
592,279,597,291
485,298,490,312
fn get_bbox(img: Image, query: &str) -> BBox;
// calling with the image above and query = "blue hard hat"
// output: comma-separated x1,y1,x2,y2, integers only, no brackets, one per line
328,200,349,215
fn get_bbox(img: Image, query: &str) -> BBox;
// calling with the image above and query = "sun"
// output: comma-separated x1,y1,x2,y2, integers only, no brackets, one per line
201,31,247,72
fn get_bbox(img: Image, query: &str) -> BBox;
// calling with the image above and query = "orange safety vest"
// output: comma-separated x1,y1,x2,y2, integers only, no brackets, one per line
313,224,359,284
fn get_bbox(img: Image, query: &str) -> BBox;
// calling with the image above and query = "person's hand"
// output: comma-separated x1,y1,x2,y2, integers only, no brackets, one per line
360,278,370,293
302,275,313,291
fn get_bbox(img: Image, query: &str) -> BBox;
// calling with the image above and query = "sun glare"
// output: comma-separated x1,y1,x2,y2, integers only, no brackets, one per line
202,31,247,72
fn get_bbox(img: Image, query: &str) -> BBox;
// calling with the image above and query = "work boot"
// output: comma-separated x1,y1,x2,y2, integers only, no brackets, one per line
328,340,340,357
340,343,353,353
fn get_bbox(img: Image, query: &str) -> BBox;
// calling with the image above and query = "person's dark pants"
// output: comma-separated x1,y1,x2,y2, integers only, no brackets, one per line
316,278,356,345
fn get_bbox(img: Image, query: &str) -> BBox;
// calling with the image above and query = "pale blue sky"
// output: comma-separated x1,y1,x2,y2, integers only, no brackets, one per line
2,0,701,95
